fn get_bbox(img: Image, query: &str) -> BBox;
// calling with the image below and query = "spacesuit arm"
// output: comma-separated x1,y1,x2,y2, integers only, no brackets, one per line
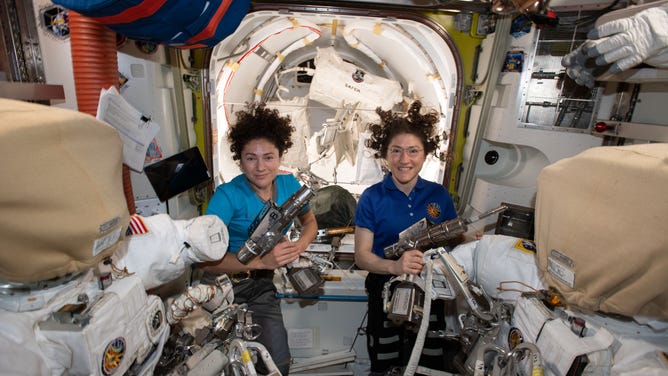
562,1,668,87
198,249,270,274
117,214,230,290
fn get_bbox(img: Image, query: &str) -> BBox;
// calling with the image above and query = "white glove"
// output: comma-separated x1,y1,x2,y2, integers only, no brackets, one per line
561,43,598,88
176,214,229,264
584,4,668,73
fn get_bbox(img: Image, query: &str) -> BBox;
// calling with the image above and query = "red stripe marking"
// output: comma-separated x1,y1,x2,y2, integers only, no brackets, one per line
187,0,233,45
93,0,168,24
129,215,148,234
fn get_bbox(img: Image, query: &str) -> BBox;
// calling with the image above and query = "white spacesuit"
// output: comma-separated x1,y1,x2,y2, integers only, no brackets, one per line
0,99,240,375
0,212,231,375
447,233,668,375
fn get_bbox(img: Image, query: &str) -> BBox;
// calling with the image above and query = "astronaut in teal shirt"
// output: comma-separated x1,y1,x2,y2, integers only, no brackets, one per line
200,103,317,375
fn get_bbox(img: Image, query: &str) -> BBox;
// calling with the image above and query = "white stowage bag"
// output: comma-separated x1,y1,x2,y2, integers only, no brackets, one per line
115,214,229,290
308,46,403,111
511,295,668,376
354,130,384,184
267,96,311,170
450,234,548,302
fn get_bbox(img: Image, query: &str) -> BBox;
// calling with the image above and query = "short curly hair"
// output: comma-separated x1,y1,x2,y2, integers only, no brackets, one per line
366,100,440,159
228,102,295,161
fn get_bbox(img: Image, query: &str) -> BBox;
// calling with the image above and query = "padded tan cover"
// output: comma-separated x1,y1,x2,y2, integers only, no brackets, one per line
535,143,668,319
0,99,130,282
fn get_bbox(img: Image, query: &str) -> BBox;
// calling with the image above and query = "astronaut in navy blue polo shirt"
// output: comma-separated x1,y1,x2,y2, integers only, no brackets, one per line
354,100,459,375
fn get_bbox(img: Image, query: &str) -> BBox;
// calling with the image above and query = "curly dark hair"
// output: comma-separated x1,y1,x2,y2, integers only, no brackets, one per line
366,100,440,159
228,102,295,161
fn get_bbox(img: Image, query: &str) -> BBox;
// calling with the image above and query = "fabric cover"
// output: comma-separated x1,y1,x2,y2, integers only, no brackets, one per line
52,0,251,48
450,235,547,302
0,99,130,282
535,143,668,319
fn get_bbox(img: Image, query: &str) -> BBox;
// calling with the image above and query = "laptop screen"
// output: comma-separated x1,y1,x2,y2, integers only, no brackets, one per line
144,147,211,202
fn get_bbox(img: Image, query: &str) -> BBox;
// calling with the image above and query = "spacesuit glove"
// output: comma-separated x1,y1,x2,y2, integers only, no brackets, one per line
178,215,229,264
584,4,668,73
561,44,597,88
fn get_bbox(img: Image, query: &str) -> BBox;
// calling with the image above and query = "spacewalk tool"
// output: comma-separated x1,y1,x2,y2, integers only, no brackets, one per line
383,247,496,328
286,252,334,296
236,184,315,264
382,205,507,328
384,204,509,259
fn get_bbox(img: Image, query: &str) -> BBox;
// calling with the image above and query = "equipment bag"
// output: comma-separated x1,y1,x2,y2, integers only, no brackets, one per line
535,143,668,319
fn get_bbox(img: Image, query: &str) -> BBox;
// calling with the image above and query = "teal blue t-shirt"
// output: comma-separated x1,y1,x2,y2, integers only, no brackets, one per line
205,173,306,254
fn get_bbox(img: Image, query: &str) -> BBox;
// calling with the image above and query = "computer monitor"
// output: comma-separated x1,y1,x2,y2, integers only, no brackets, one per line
143,147,211,202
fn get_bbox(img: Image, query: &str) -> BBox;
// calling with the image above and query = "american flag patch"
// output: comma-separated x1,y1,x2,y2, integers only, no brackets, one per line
127,215,149,236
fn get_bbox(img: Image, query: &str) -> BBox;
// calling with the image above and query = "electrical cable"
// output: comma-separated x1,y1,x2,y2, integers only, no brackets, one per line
349,310,368,352
404,258,434,376
558,0,622,28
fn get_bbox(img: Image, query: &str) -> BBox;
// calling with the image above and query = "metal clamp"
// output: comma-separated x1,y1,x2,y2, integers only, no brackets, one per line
230,271,251,284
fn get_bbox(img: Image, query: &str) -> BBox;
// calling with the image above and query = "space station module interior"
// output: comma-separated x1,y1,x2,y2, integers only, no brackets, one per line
2,0,668,375
2,99,667,376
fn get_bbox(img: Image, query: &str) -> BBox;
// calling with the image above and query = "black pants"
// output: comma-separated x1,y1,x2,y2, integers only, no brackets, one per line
365,273,460,374
232,276,292,376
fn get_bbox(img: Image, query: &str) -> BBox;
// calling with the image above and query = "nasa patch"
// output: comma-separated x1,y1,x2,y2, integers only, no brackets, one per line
426,202,442,219
352,69,365,83
102,337,126,375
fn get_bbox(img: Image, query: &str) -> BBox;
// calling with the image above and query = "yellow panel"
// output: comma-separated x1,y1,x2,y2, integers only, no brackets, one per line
421,11,486,205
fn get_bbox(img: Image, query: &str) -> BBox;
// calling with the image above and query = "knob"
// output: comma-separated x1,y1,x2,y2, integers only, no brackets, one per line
594,122,612,132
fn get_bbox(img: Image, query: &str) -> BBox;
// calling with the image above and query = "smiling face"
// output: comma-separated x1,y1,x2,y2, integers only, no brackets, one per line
239,138,281,193
386,133,426,191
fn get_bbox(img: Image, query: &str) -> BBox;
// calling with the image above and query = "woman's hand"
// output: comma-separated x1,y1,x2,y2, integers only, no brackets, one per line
392,249,424,275
258,240,303,269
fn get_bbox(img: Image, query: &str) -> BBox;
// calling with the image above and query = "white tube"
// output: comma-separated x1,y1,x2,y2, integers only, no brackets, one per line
229,338,258,376
510,342,544,376
245,341,282,376
404,250,435,376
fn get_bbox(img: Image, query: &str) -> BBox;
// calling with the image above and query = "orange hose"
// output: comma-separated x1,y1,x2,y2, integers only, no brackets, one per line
69,11,136,214
69,11,117,116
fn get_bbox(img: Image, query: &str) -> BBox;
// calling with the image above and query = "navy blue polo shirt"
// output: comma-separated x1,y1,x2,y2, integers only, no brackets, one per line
354,173,457,258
